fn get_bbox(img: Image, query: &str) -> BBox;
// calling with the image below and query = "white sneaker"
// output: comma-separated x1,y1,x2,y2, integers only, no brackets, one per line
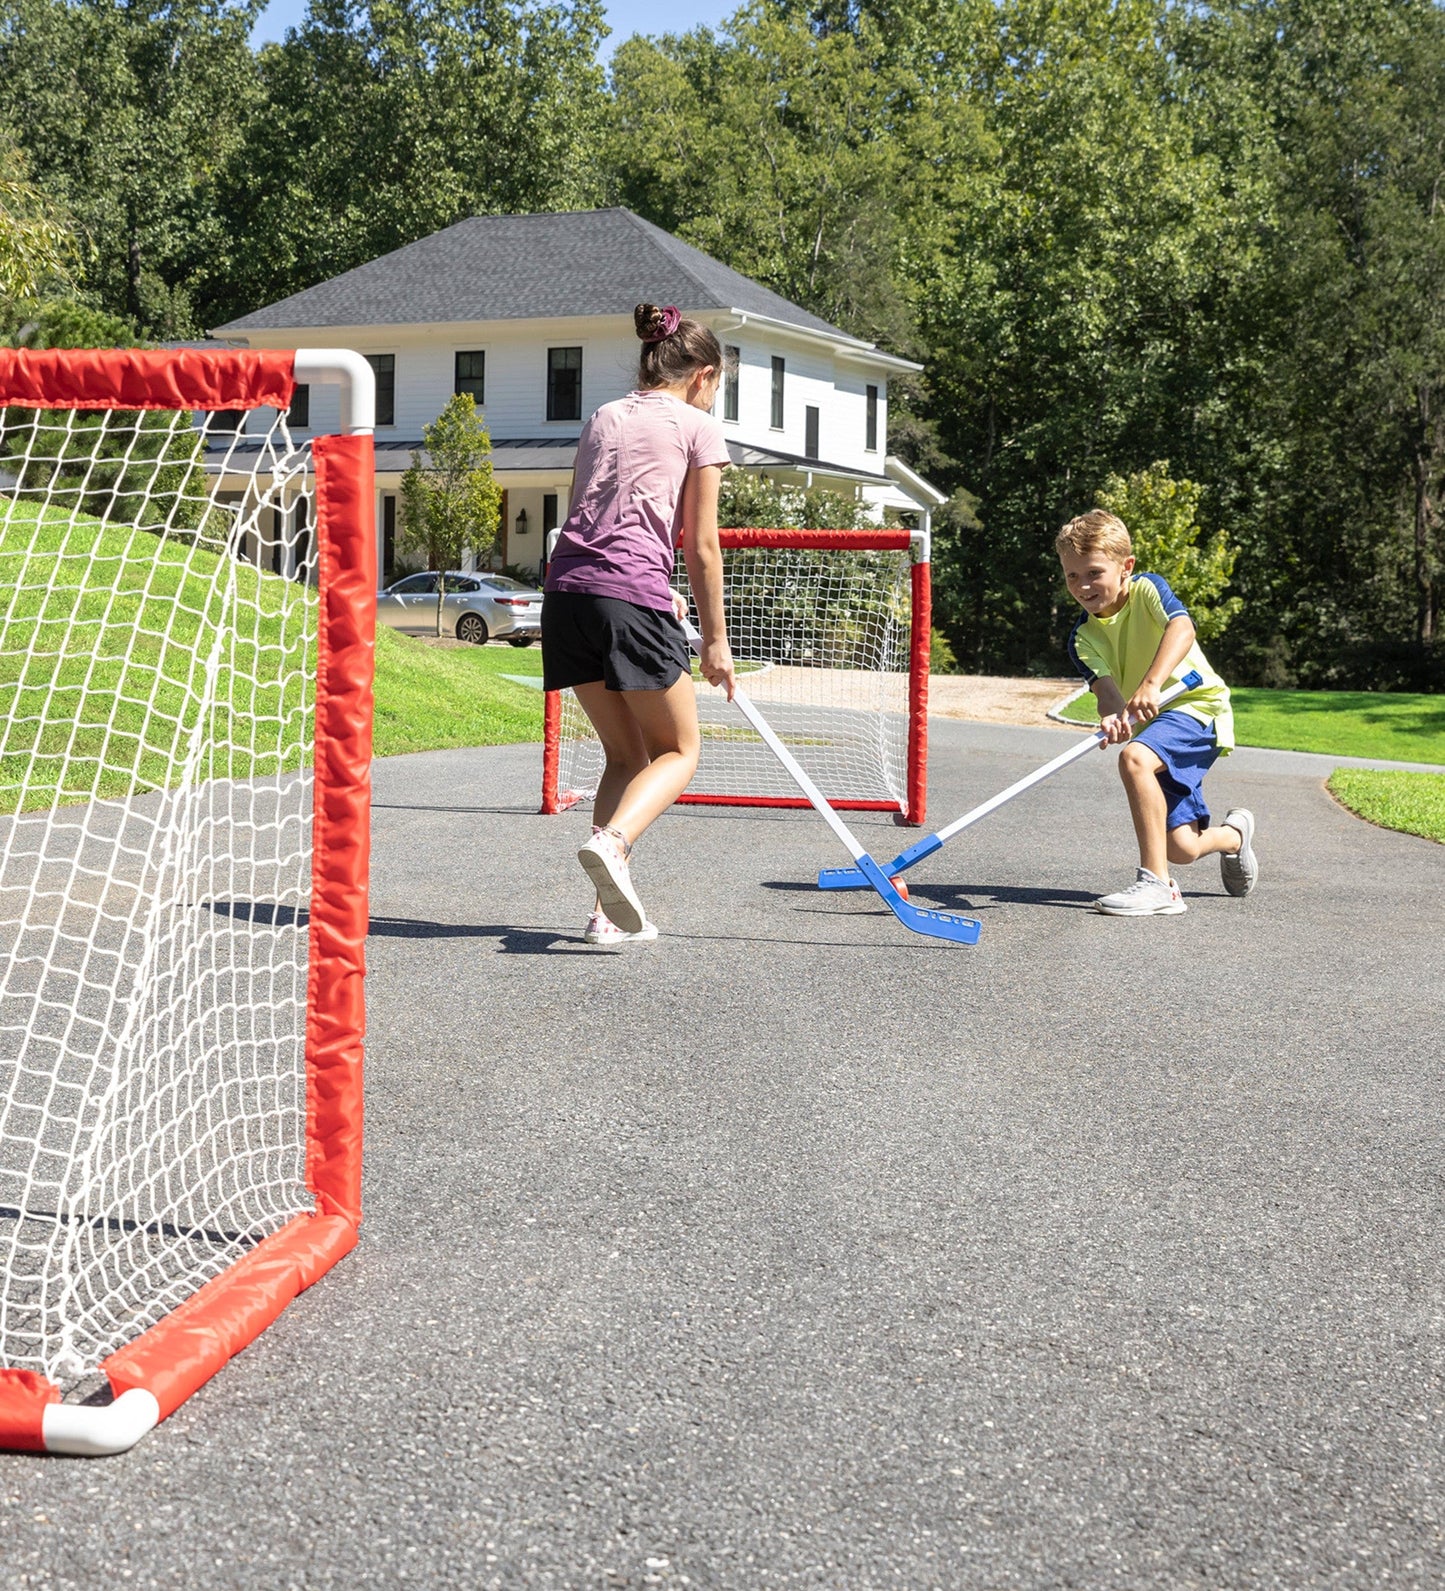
1094,868,1187,916
583,909,658,946
1220,808,1258,897
577,826,647,933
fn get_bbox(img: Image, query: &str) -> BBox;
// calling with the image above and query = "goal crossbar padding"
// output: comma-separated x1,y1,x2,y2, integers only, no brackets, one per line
0,351,373,1447
0,347,297,414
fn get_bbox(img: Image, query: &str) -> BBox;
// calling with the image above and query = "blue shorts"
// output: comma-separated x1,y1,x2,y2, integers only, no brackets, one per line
1131,710,1220,830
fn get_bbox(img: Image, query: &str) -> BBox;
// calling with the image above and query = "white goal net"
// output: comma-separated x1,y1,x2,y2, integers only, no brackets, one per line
0,396,322,1388
545,529,927,818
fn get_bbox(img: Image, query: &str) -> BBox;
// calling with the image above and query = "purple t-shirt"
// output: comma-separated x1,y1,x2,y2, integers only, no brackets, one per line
545,390,731,611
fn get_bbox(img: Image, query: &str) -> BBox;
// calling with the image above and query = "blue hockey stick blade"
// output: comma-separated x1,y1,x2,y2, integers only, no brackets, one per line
818,864,868,889
854,854,981,945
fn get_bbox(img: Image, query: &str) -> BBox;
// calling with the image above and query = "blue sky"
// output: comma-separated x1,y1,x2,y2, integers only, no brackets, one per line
249,0,736,56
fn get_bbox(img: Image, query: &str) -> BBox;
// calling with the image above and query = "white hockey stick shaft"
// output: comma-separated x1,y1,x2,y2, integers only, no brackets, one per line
932,672,1204,844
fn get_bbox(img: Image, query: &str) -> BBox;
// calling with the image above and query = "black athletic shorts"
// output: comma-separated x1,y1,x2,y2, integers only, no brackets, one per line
541,590,691,692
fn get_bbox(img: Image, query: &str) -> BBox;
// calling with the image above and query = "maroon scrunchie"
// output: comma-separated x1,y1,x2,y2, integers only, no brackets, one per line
642,306,681,342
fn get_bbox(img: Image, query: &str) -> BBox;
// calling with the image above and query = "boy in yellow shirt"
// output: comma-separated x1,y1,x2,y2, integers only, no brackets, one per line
1057,510,1258,916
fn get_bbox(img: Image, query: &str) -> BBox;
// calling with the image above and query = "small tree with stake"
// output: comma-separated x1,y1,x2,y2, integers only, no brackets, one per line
400,393,502,636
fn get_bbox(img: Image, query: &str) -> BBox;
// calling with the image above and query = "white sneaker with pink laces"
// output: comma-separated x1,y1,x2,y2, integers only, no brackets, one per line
576,825,647,933
583,909,659,946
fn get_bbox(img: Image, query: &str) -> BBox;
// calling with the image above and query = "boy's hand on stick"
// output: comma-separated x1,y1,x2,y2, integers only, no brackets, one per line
1126,681,1162,725
1099,712,1132,744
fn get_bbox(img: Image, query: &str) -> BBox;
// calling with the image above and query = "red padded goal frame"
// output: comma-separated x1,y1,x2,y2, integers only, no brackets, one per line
0,348,374,1450
541,526,929,825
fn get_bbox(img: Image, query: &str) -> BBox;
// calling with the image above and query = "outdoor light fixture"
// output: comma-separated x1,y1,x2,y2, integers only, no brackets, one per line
515,507,528,536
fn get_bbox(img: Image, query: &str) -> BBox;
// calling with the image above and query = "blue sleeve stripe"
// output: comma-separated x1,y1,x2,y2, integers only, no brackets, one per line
1137,571,1189,620
1066,618,1096,682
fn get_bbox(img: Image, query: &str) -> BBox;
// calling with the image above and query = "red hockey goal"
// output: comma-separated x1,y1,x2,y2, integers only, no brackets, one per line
542,526,930,825
0,347,374,1454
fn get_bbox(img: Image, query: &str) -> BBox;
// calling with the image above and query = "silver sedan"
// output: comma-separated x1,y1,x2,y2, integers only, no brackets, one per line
376,572,544,646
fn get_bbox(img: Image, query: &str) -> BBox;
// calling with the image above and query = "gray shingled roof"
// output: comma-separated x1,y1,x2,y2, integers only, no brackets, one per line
214,209,854,342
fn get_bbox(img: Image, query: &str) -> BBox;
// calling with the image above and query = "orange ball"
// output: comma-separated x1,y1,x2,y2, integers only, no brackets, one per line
890,877,910,902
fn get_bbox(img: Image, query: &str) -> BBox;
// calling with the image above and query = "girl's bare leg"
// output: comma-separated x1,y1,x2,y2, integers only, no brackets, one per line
573,673,701,846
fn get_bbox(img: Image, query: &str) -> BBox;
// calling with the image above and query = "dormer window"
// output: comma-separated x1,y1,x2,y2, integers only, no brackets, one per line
770,357,785,430
547,347,582,422
866,385,879,451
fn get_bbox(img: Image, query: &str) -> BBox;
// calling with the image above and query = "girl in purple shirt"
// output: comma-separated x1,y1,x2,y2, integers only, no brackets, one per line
542,303,736,945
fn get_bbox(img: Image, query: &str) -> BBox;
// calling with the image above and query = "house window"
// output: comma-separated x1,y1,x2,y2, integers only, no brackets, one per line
723,345,740,423
288,384,310,429
865,385,878,451
770,357,785,429
382,494,397,582
455,351,485,404
209,408,245,436
365,354,395,426
547,347,582,422
805,406,820,460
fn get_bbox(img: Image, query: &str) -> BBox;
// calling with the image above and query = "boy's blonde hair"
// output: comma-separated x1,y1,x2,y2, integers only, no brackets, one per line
1056,510,1132,562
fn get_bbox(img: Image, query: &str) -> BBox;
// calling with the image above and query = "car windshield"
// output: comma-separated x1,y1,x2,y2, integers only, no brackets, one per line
480,576,528,591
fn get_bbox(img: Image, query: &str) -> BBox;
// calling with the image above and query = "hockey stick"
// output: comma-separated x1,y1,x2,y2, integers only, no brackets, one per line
685,624,980,945
818,670,1204,891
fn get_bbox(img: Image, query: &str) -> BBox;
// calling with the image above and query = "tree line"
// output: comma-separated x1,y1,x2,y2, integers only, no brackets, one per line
1,0,1441,688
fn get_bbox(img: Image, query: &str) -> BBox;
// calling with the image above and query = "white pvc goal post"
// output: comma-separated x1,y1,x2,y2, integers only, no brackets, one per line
0,347,375,1455
541,526,931,825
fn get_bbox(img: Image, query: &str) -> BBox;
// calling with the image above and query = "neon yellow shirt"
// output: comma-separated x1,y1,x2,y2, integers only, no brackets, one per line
1067,573,1234,752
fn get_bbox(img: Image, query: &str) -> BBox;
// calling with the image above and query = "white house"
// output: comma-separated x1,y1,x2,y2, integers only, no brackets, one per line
210,207,945,582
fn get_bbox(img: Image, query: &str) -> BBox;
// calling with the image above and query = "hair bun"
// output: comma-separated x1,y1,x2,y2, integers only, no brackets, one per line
634,303,667,341
635,303,681,343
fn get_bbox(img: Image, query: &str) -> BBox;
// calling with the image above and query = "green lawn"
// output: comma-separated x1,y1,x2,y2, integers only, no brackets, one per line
0,497,549,810
1054,681,1445,845
0,499,313,812
372,627,543,755
1055,683,1445,763
1327,769,1445,844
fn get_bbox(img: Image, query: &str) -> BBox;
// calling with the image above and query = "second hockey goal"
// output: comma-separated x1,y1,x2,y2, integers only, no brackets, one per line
542,527,930,825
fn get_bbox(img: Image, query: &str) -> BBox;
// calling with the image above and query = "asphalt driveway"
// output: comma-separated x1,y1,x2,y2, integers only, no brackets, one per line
3,720,1442,1589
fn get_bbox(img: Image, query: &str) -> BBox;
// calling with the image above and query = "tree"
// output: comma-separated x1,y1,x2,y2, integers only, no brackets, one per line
1094,463,1242,646
0,0,265,337
914,0,1262,673
0,132,77,302
399,394,503,636
214,0,608,325
605,0,986,351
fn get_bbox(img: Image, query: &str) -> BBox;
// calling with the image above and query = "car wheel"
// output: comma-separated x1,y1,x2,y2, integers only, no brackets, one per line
507,636,535,648
456,613,489,645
